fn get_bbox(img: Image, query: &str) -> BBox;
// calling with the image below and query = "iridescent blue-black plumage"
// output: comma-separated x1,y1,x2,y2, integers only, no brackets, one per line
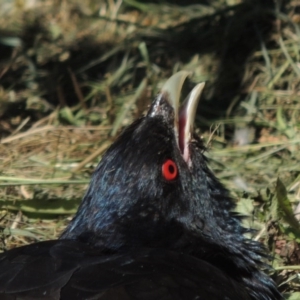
0,73,282,299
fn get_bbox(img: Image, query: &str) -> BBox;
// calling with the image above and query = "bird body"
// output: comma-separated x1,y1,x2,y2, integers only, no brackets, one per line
0,72,283,300
0,240,252,300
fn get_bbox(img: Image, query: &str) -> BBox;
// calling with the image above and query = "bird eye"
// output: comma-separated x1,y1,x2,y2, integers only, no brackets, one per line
162,159,178,181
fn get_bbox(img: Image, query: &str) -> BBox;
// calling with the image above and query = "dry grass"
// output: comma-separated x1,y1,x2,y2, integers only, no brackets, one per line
0,0,300,297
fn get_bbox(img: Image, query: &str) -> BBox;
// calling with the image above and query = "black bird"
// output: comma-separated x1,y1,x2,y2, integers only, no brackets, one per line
0,72,283,300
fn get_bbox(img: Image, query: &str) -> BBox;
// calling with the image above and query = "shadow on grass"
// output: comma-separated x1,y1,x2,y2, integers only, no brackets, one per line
143,0,276,119
0,0,276,124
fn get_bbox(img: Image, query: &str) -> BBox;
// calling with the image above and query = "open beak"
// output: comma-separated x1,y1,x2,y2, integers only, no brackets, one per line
148,71,205,166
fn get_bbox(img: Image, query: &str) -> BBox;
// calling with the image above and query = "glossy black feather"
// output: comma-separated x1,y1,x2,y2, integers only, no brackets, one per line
0,240,251,300
0,88,283,299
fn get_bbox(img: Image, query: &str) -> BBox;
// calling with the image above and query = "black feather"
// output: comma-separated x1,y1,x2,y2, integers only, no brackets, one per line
0,240,251,300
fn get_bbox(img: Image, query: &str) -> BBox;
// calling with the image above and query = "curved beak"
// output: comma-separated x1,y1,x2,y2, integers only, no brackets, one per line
148,71,205,166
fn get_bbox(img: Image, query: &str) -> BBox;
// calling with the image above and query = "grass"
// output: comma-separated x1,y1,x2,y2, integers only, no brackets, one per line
0,0,300,298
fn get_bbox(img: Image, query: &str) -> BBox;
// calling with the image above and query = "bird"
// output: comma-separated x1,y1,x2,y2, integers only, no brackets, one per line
0,72,283,300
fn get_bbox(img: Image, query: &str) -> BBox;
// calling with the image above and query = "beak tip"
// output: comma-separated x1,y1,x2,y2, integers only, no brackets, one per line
160,71,192,111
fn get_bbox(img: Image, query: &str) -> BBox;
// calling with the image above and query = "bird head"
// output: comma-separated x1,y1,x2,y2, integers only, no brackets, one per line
62,72,240,249
63,72,226,246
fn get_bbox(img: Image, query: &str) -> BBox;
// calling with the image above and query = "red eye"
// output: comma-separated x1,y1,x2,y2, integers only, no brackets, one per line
162,159,178,181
